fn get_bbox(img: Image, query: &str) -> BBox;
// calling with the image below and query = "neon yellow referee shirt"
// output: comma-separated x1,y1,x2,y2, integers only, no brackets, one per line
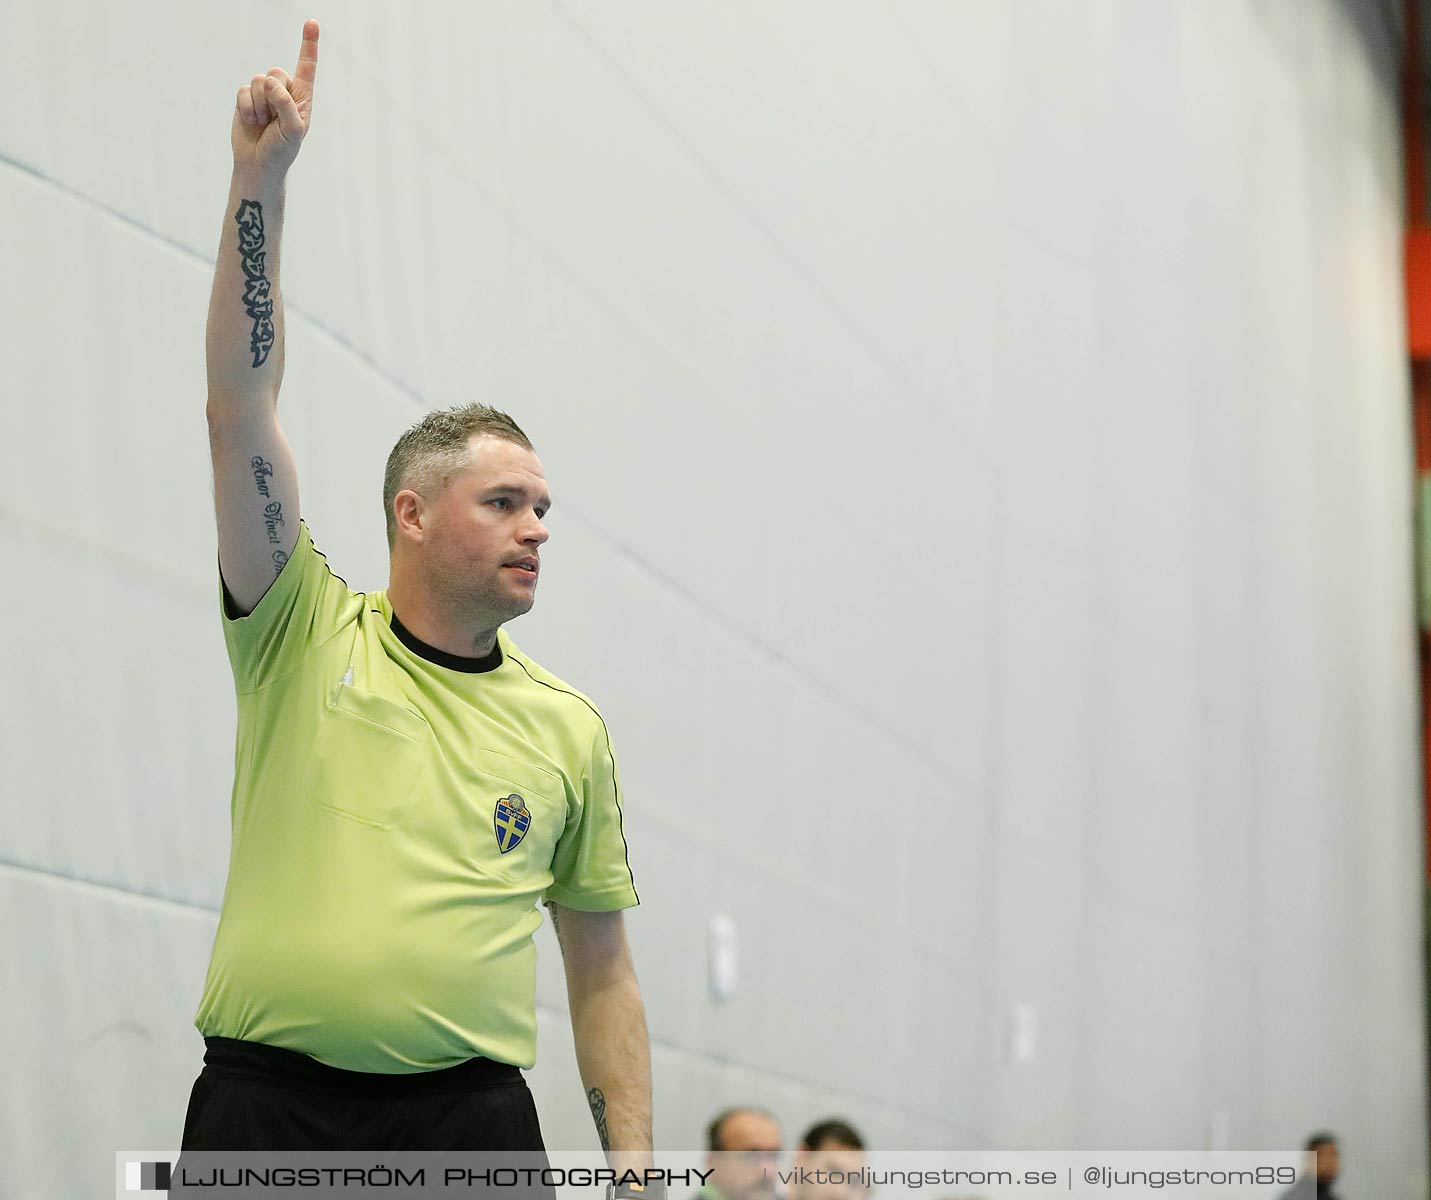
193,519,639,1073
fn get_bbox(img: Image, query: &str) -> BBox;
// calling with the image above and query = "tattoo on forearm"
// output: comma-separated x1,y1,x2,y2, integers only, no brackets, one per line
234,200,276,367
587,1087,610,1152
251,456,274,498
251,456,287,574
262,500,285,547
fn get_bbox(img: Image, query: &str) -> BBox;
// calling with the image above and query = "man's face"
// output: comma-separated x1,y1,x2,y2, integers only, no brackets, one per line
792,1142,866,1200
409,434,551,628
707,1111,781,1200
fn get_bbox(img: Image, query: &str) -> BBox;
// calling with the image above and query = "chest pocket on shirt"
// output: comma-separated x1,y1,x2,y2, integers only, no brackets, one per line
306,683,433,829
477,749,565,873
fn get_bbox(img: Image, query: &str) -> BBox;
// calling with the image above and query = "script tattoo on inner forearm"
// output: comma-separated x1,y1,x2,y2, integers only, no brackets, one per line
234,201,276,367
251,455,287,575
587,1087,610,1152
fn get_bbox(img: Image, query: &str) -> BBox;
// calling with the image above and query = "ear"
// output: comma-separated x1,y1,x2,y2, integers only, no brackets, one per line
393,488,427,542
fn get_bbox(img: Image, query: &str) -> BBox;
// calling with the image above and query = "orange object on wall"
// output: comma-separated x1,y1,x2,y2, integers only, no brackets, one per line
1409,232,1431,359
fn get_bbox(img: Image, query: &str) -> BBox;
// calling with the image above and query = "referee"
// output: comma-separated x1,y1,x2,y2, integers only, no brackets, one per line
183,19,654,1167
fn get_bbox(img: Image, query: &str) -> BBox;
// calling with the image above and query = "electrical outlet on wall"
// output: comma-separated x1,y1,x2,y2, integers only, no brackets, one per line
1010,1003,1037,1064
709,914,738,1000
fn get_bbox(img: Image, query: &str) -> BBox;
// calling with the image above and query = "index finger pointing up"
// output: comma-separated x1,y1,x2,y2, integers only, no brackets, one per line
293,19,319,89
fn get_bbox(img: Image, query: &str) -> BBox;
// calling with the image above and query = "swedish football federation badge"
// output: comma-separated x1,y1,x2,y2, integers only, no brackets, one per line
494,793,531,853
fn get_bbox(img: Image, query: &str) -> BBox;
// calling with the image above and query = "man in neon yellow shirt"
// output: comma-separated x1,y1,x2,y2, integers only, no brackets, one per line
185,18,652,1163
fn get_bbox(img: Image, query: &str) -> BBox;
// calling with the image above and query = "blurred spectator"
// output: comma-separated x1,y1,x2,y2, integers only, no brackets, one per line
788,1120,867,1200
696,1108,782,1200
1282,1133,1342,1200
1305,1133,1341,1200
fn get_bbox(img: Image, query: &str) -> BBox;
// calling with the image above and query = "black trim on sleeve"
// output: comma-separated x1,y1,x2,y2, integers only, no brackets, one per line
507,656,638,904
219,520,350,620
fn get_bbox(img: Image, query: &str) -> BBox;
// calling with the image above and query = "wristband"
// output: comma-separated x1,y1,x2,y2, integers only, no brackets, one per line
606,1180,666,1200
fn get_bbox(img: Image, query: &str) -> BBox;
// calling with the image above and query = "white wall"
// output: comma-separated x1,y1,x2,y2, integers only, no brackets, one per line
1,0,1425,1196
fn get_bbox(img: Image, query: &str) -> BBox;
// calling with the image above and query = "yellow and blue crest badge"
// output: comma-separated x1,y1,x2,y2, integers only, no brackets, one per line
494,793,531,854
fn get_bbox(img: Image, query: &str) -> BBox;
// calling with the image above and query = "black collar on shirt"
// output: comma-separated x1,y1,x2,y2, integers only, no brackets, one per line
388,610,503,674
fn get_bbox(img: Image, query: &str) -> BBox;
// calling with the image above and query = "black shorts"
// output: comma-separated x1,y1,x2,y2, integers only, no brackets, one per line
179,1036,550,1152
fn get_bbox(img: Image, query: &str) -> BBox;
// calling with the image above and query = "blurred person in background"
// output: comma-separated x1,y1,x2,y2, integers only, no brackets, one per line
1305,1133,1342,1200
695,1108,783,1200
1282,1133,1342,1200
787,1120,867,1200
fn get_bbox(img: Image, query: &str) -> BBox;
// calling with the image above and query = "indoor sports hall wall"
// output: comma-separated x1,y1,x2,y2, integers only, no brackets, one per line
1,0,1427,1196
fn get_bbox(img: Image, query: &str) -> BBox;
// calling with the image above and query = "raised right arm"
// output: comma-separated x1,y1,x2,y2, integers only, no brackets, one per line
205,21,319,615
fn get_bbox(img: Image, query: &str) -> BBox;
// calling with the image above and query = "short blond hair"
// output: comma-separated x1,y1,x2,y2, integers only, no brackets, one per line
383,403,533,549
